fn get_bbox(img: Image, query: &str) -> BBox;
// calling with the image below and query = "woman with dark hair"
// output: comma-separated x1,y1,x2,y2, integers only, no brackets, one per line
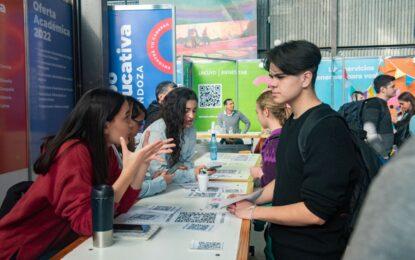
125,95,147,151
0,88,173,259
111,96,148,167
136,87,211,198
394,91,415,147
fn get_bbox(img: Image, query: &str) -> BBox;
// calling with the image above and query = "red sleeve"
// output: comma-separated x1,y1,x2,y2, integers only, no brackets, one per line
49,142,94,236
116,186,140,214
108,149,140,214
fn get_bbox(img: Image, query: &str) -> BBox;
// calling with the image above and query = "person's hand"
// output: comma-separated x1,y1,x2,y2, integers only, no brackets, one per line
140,132,175,164
194,165,206,175
160,172,174,184
120,132,175,175
227,200,255,220
250,167,263,179
178,165,188,170
206,168,217,175
153,170,166,179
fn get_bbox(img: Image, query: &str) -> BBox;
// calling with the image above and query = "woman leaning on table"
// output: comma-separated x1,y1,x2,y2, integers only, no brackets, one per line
0,88,174,259
136,87,215,198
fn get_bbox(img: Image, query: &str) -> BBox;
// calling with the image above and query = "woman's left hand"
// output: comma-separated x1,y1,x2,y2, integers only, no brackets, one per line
120,132,175,175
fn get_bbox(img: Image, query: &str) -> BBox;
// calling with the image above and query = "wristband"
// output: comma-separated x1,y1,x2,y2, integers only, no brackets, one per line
249,205,257,220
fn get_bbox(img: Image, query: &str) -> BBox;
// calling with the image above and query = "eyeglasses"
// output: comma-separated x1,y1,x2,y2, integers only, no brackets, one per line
132,119,144,126
132,119,145,131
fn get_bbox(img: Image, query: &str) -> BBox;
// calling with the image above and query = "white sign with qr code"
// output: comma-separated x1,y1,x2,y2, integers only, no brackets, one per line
190,240,224,251
198,84,222,108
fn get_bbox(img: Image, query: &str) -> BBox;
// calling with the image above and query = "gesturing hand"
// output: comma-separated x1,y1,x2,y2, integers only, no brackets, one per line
120,132,175,175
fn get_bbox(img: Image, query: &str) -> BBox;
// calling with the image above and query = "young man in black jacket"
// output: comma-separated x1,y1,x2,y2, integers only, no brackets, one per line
228,40,360,259
362,75,396,158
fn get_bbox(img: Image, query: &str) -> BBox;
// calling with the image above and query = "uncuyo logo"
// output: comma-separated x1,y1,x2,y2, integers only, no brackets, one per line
146,18,172,74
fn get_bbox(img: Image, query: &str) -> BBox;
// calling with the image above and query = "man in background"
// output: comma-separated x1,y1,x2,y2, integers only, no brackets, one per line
217,98,250,144
145,81,177,129
362,75,396,158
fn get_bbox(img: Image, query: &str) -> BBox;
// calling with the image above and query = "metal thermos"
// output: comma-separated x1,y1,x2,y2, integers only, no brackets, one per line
91,185,114,248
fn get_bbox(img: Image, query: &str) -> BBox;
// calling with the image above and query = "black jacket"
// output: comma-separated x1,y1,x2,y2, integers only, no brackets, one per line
144,100,161,129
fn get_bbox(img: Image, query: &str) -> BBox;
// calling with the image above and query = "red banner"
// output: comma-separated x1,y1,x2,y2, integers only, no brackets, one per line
0,1,28,173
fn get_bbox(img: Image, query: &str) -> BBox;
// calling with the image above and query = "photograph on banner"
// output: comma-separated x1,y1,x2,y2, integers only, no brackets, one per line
0,1,27,173
108,6,174,107
171,0,257,59
27,0,75,166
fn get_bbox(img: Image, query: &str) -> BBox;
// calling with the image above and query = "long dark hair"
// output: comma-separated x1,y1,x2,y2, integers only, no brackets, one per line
33,88,126,185
398,91,415,116
161,88,197,165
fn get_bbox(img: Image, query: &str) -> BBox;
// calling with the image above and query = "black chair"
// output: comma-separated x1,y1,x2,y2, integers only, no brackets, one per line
0,181,33,219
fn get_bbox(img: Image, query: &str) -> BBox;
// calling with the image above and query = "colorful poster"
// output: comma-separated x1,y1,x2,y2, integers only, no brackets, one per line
27,0,74,165
0,1,27,173
379,57,415,121
108,5,174,107
192,61,237,131
315,58,380,110
174,0,257,59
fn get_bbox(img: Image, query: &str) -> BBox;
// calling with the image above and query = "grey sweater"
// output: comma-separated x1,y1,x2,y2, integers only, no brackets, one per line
217,110,251,134
343,137,415,259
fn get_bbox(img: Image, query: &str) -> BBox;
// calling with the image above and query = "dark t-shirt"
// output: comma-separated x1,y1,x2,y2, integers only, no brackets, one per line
363,97,392,135
362,97,394,157
270,104,359,256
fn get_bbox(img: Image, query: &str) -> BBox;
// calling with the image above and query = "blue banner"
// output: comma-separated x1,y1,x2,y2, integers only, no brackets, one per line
108,6,174,107
27,0,74,164
316,57,380,110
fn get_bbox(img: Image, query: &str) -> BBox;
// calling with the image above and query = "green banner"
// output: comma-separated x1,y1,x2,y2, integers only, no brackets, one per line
192,61,237,131
191,60,268,132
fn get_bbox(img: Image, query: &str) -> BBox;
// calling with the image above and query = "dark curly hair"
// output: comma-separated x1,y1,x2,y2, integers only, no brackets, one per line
161,87,198,166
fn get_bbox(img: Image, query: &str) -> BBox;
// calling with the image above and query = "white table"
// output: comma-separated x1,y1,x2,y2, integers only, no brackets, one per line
58,181,253,260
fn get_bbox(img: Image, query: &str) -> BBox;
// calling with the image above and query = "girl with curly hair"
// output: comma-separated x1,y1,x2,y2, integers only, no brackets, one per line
136,87,210,198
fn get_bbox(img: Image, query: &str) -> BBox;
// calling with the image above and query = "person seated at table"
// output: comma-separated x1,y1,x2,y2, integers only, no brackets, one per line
217,98,251,144
136,87,215,198
250,91,290,187
144,81,177,129
112,95,147,167
0,88,174,259
126,95,147,150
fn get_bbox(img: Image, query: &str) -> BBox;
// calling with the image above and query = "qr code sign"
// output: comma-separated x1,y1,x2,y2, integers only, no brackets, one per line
175,212,217,224
190,240,224,251
198,84,222,108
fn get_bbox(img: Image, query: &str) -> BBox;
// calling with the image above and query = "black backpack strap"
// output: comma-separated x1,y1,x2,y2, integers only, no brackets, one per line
267,134,280,141
298,105,343,162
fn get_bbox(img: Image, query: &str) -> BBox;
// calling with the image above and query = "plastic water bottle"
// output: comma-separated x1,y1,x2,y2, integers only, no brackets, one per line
209,132,218,161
